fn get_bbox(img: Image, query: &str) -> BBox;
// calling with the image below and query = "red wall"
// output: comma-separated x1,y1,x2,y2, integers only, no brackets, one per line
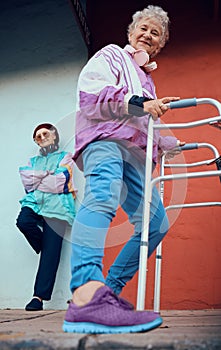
87,0,221,309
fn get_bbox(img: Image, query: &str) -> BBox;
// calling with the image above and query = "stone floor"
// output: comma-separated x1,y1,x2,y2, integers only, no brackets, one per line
0,309,221,349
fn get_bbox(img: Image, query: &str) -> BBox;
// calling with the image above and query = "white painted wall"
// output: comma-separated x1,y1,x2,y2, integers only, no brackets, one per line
0,0,87,309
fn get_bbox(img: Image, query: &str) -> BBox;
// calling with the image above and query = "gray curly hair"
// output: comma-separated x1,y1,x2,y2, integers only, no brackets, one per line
127,5,170,49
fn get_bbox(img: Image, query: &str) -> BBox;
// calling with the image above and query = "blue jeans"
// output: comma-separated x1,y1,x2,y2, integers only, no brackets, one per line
70,141,169,294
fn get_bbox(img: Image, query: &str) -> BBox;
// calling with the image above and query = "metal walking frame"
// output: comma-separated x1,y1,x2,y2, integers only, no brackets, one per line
136,97,221,311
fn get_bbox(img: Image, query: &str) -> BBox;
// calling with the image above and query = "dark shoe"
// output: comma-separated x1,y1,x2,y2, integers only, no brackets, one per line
25,298,43,311
63,286,162,334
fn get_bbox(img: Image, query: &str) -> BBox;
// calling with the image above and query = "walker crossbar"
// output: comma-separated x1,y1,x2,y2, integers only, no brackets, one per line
151,170,221,187
166,202,221,211
154,115,221,130
136,97,221,311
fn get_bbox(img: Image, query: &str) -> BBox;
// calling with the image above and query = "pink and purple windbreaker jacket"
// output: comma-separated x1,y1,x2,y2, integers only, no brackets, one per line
73,44,177,169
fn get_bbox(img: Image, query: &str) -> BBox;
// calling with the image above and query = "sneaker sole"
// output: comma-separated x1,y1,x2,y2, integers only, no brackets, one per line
62,317,162,334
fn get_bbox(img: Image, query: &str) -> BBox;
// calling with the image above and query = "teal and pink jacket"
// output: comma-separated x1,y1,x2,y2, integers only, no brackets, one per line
19,151,76,225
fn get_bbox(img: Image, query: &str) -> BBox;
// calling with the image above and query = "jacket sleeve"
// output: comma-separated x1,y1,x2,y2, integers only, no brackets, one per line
78,46,131,121
158,135,178,151
19,160,49,193
37,153,76,196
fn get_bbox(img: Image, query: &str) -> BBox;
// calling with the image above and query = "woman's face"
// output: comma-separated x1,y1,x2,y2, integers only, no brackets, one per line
129,17,163,57
34,128,56,148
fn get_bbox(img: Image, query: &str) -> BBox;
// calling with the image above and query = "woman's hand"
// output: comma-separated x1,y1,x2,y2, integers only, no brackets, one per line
143,96,180,120
164,140,186,160
177,140,185,147
158,139,186,161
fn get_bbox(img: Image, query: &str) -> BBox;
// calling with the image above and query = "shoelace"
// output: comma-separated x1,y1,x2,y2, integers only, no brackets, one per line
67,288,134,310
101,289,134,310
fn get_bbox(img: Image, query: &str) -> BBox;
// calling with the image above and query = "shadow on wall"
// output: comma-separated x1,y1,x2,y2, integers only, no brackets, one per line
0,0,85,77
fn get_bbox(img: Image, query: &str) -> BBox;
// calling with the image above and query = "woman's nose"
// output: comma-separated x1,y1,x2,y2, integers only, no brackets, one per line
143,31,152,39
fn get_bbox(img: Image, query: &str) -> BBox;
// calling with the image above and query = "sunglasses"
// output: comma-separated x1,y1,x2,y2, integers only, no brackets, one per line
34,130,51,141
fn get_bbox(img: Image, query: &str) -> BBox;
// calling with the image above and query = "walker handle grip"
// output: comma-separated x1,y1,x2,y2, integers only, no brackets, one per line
169,98,197,109
178,143,199,151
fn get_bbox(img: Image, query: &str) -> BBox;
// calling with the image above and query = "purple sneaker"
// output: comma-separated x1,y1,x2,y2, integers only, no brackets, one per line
63,286,162,334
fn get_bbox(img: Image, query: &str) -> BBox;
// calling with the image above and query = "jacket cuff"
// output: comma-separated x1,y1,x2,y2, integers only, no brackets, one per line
128,95,153,117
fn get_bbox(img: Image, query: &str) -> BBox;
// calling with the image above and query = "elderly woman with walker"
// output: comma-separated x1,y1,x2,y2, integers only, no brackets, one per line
63,4,184,334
